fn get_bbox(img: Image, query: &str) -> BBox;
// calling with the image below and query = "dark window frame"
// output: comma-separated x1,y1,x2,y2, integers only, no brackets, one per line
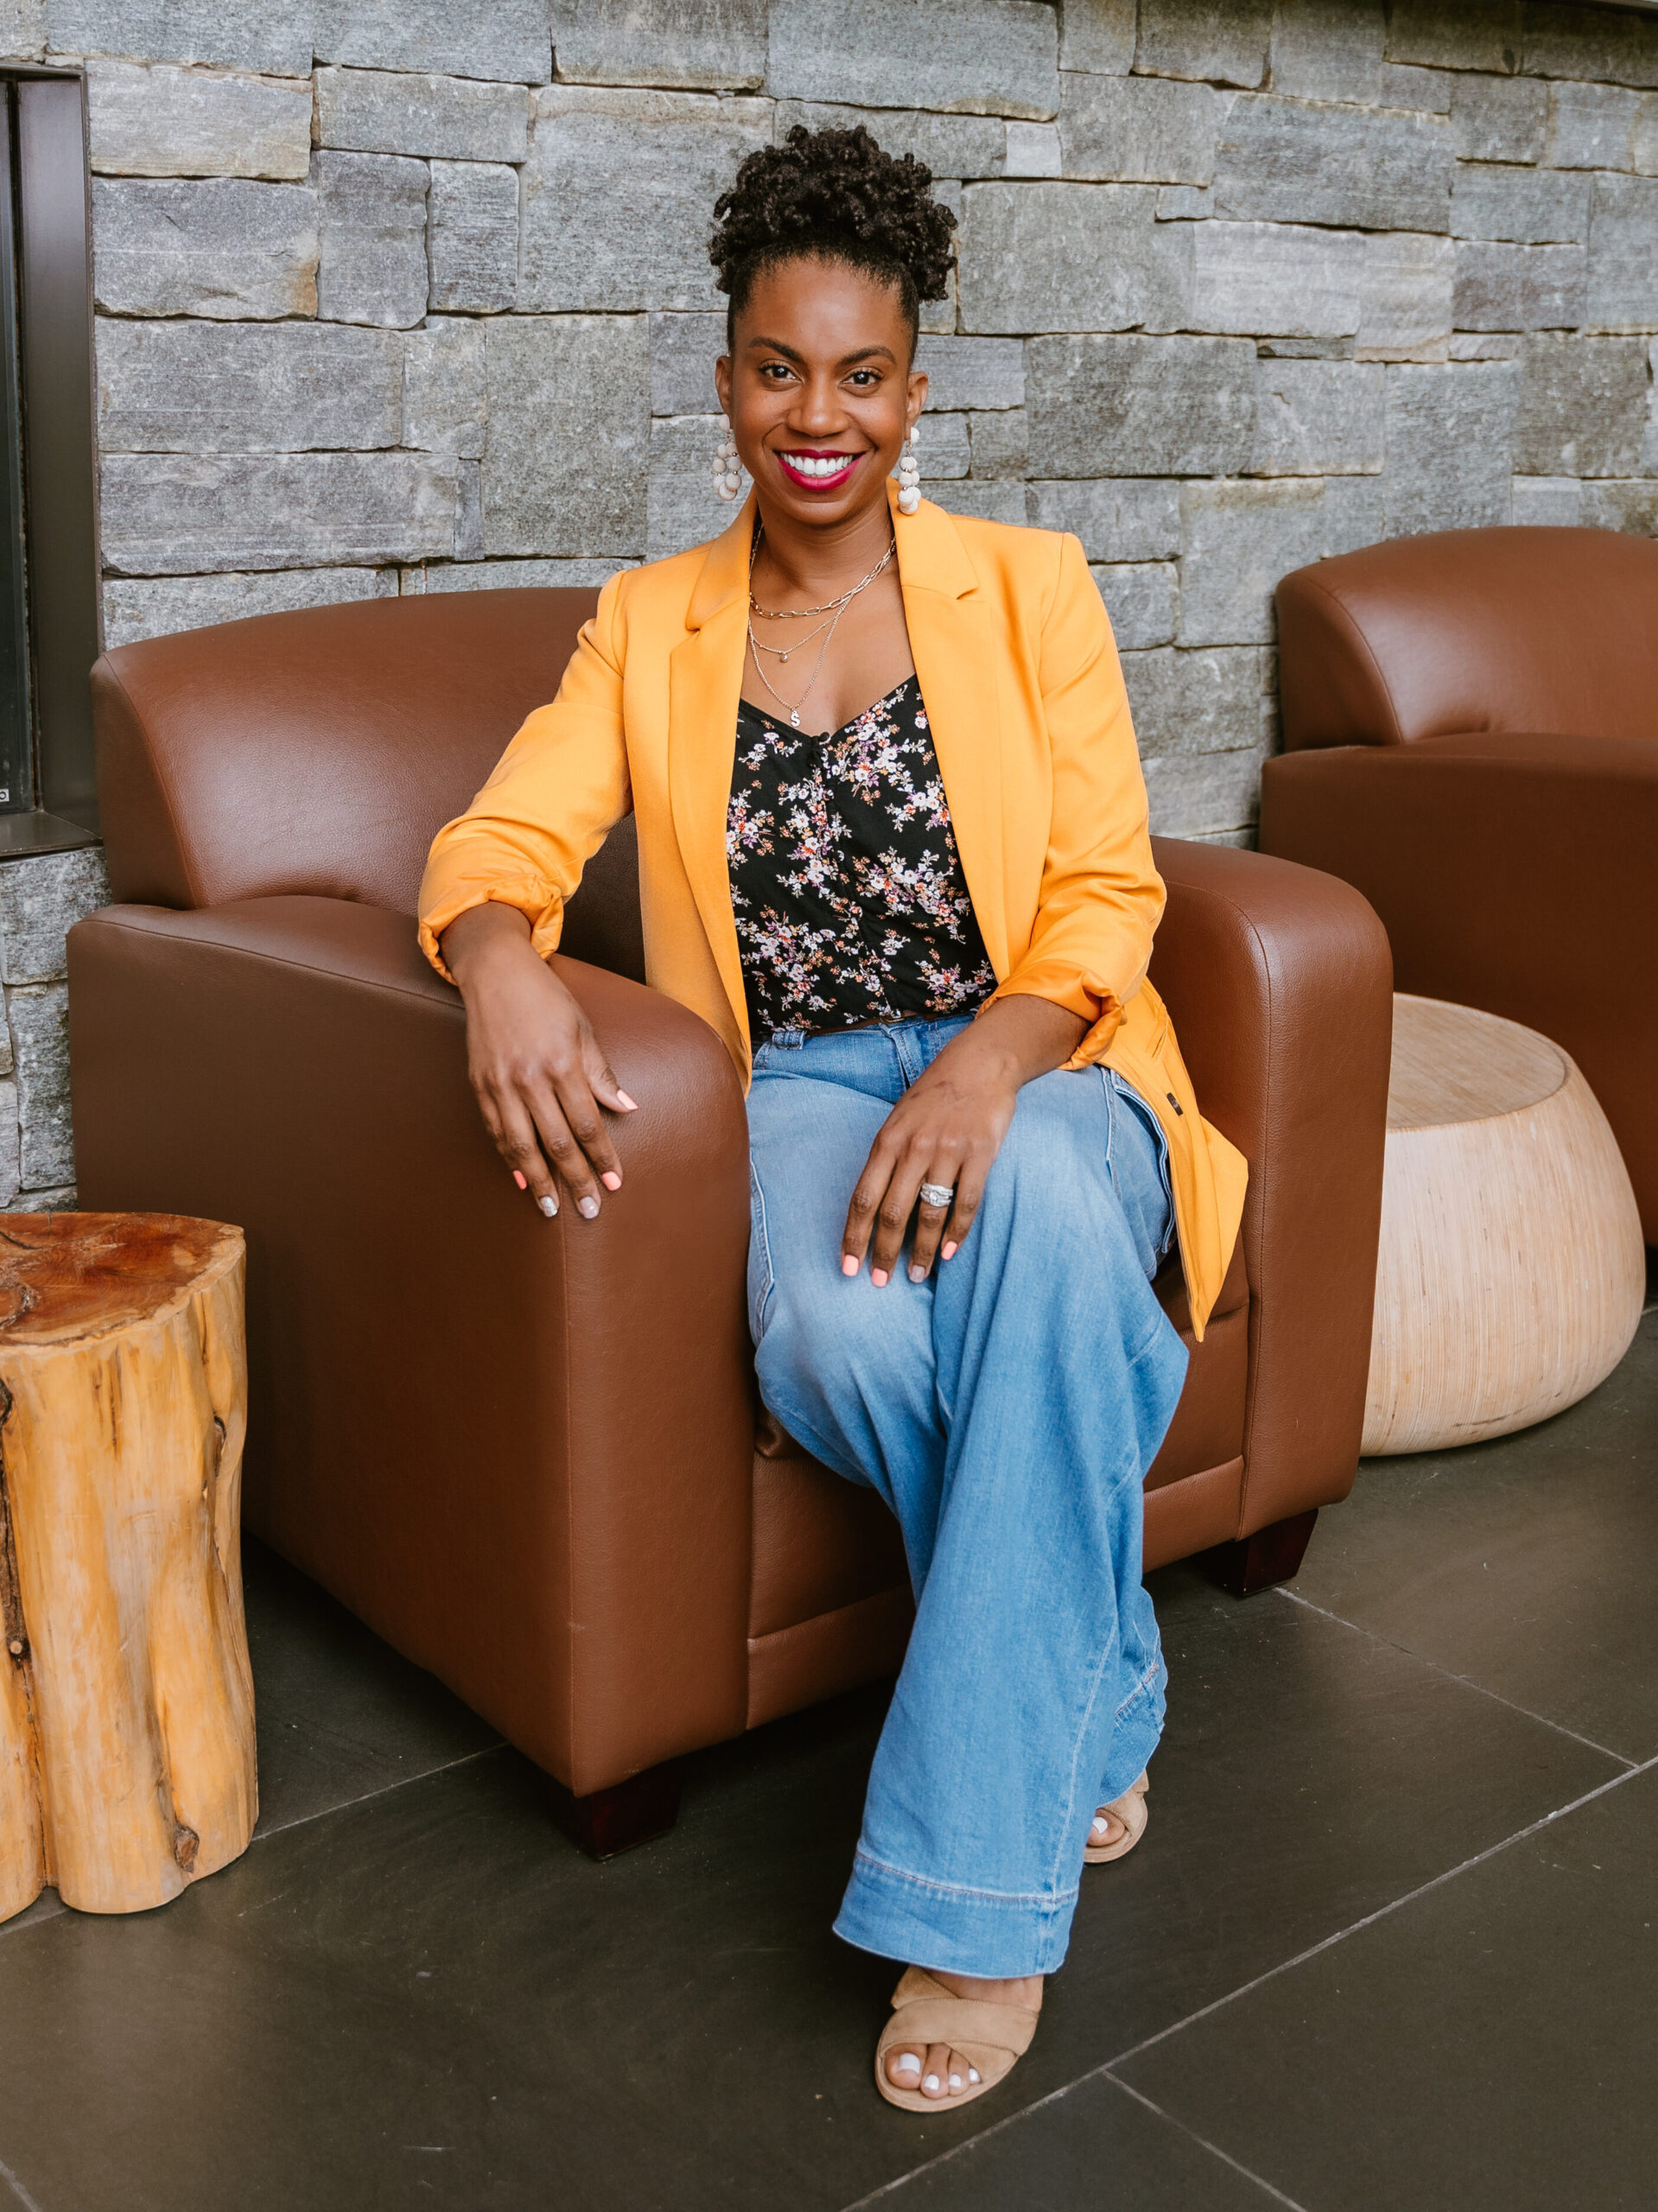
1,66,99,860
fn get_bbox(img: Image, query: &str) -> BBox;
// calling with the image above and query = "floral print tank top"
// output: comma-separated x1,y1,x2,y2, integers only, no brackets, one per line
726,674,998,1041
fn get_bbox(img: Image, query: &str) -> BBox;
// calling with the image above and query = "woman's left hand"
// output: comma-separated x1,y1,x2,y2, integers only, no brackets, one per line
842,996,1089,1285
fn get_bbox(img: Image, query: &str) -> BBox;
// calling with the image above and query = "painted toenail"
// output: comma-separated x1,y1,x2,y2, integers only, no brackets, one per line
893,2052,920,2075
949,2072,962,2089
923,2074,940,2092
1092,1815,1109,1834
969,2068,981,2083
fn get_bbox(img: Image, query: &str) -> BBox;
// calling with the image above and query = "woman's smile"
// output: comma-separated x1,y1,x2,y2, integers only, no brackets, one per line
773,447,865,492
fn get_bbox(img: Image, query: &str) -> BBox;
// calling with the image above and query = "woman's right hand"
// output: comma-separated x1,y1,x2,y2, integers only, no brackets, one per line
439,901,637,1219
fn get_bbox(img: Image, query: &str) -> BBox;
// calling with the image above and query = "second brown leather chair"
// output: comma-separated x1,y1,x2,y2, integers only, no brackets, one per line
68,589,1392,1851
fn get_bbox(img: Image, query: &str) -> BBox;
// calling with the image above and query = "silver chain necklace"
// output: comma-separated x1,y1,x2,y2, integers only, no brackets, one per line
746,524,897,729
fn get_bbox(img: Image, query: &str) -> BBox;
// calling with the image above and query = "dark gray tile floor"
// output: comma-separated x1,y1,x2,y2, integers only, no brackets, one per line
1,1302,1653,2212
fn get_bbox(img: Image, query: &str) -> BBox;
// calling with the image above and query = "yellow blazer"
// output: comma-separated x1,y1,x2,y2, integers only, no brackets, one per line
419,483,1247,1338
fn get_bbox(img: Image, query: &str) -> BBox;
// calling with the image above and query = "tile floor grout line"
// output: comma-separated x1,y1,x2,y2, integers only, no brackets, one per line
0,2150,47,2212
1103,1751,1658,2073
1106,2075,1313,2210
1272,1587,1639,1769
251,1743,505,1842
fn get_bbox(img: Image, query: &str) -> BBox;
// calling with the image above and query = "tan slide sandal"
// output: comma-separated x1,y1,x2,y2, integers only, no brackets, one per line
1085,1771,1149,1865
874,1967,1042,2113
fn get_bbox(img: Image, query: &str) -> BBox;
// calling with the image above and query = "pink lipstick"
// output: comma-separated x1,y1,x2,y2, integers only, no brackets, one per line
774,448,864,493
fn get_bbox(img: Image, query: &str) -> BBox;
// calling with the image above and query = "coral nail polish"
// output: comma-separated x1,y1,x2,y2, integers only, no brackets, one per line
842,1255,859,1277
601,1171,621,1191
512,1171,527,1190
871,1268,889,1288
942,1241,958,1261
616,1090,638,1111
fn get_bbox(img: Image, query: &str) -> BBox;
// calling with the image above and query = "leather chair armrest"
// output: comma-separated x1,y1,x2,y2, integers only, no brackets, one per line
1260,731,1658,1236
67,895,754,1796
1149,837,1394,1530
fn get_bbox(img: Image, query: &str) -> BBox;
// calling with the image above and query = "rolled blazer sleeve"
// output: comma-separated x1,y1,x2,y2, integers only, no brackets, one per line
987,531,1164,1065
417,572,632,982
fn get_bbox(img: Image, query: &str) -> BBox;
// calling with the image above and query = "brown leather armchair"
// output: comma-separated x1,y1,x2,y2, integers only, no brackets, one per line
67,590,1391,1853
1261,525,1658,1243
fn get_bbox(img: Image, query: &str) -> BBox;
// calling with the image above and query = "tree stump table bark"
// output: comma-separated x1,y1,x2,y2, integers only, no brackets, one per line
0,1213,256,1922
1362,996,1646,1458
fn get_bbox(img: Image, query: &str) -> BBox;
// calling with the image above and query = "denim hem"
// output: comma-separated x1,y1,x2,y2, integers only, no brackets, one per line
834,1855,1082,1980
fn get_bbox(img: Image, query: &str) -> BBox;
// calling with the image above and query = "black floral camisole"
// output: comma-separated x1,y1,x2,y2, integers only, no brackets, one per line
726,674,998,1041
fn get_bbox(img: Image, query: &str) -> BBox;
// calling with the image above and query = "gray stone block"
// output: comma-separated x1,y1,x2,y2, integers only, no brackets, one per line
1449,333,1521,359
648,415,732,560
482,315,648,556
102,566,397,649
773,103,1007,180
550,0,765,91
316,150,429,330
455,460,484,561
1450,71,1547,162
428,161,518,313
1269,0,1385,105
915,480,1029,525
312,0,553,83
914,334,1024,410
1027,334,1256,475
0,1077,18,1210
1092,562,1176,649
1515,333,1649,476
1122,644,1263,756
0,0,43,60
315,67,530,164
767,0,1059,120
403,321,486,458
1155,184,1211,219
651,311,727,416
1382,360,1518,535
1358,230,1455,359
1521,7,1658,92
1141,746,1265,838
1635,93,1658,175
1026,480,1181,562
1058,73,1219,186
1586,172,1658,328
1134,0,1270,88
1451,162,1590,242
1249,358,1384,474
1580,479,1658,533
1214,93,1454,233
9,982,73,1189
97,320,402,453
100,451,461,573
0,849,111,987
1386,1,1523,76
969,409,1027,478
1509,474,1582,526
520,87,772,313
91,177,318,319
958,181,1177,334
1183,219,1363,341
86,58,313,180
48,0,313,73
1058,0,1135,73
1003,120,1062,177
1380,63,1451,113
916,412,970,479
404,558,637,592
1547,79,1639,169
1179,478,1330,646
1453,240,1585,330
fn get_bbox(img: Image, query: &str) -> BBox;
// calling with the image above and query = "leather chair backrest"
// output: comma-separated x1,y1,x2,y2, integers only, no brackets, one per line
91,587,648,980
1275,525,1658,751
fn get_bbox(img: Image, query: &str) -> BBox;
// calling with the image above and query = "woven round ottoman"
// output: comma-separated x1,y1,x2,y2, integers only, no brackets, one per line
1362,995,1646,1458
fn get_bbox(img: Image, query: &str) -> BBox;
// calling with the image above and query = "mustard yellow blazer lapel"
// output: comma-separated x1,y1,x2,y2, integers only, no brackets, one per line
419,486,1247,1336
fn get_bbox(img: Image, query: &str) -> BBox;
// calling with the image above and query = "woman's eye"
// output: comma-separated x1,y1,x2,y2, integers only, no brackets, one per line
848,370,880,386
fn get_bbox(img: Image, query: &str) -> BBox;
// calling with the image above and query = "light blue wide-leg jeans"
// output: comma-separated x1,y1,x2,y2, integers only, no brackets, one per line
746,1014,1189,1980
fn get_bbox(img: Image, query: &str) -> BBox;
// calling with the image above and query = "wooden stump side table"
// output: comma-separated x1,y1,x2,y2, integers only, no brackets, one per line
1363,996,1646,1458
0,1214,257,1923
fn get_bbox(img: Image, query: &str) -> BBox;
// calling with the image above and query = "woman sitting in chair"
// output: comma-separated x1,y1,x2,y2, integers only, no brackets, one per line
419,124,1244,2113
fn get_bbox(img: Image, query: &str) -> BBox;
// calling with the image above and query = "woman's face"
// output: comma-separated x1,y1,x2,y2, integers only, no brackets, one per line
715,255,927,530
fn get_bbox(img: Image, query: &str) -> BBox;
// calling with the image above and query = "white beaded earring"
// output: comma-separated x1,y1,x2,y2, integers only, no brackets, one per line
713,417,744,503
896,423,921,515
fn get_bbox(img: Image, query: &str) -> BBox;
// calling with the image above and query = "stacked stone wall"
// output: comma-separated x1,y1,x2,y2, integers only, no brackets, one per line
3,0,1658,1201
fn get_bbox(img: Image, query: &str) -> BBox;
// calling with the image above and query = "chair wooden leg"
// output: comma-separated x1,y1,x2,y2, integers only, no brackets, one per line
1199,1509,1319,1599
547,1758,684,1860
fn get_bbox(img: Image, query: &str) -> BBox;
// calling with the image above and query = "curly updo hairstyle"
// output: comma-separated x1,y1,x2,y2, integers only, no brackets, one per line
709,124,956,355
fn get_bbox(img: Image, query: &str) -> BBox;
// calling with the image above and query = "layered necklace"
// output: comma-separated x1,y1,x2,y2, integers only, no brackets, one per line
746,523,897,729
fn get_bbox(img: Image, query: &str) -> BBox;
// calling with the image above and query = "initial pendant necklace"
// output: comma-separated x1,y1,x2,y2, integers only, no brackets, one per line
746,523,896,729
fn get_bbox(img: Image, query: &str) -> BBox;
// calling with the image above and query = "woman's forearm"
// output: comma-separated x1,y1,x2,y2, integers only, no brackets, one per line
955,992,1089,1088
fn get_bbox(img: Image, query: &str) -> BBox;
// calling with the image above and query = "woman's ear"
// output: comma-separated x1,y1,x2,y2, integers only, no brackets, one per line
715,354,733,416
906,366,929,428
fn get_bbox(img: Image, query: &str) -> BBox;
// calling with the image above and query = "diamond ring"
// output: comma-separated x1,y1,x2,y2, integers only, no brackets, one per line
918,1181,956,1209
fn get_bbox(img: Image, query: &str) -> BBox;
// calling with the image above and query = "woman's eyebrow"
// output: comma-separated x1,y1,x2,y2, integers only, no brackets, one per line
745,337,899,368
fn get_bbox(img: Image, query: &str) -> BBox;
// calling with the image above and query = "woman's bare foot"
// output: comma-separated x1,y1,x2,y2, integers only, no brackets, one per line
883,1972,1043,2101
1089,1801,1130,1852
